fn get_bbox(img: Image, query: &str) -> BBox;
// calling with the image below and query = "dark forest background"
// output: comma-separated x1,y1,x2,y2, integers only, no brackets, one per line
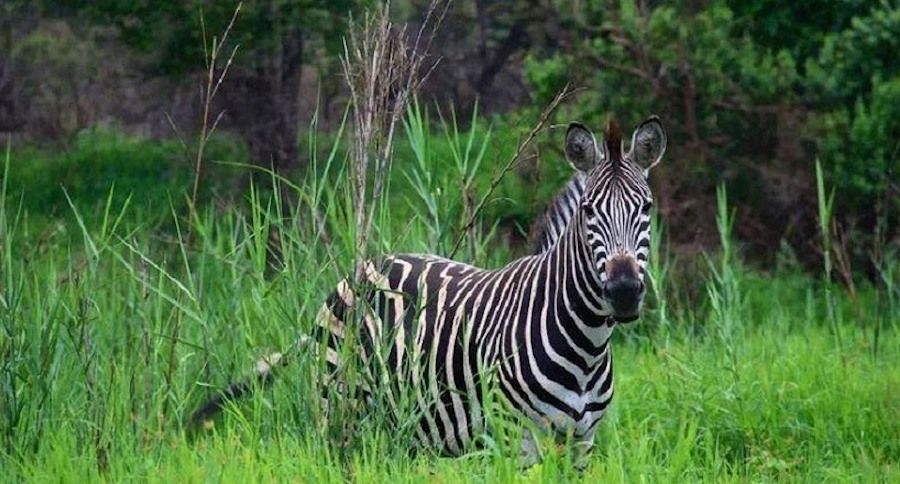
2,0,898,281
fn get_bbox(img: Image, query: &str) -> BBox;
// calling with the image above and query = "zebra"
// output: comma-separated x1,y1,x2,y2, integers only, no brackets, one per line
191,116,667,464
528,172,586,255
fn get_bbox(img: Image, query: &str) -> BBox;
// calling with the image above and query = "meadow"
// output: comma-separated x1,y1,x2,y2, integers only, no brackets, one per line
1,113,898,482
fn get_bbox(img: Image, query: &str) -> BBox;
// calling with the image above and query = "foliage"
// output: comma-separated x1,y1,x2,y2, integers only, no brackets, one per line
45,0,358,75
805,2,900,267
2,132,899,480
806,0,900,105
523,0,899,272
4,0,898,273
725,0,870,63
2,128,247,236
813,76,900,212
26,0,370,172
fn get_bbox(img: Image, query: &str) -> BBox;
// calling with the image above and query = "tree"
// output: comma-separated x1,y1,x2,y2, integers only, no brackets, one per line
523,0,899,271
57,0,365,174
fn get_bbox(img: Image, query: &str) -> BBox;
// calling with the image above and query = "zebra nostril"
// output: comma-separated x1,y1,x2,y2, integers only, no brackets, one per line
604,277,643,316
608,277,641,293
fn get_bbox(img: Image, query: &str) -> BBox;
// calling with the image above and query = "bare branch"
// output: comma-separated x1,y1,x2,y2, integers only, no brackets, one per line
449,83,573,259
342,0,448,281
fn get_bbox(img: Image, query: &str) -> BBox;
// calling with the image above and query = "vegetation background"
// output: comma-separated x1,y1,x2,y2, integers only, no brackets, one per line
1,0,898,481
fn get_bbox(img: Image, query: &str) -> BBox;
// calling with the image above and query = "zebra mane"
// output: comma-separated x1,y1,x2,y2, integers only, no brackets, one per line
604,119,623,167
528,173,586,254
529,118,634,254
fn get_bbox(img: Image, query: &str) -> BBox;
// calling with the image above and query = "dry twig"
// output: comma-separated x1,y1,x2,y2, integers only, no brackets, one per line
448,84,573,259
188,5,241,241
341,0,448,281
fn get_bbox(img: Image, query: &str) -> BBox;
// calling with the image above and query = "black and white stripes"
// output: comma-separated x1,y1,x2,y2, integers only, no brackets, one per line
192,117,668,464
530,172,586,254
313,118,667,459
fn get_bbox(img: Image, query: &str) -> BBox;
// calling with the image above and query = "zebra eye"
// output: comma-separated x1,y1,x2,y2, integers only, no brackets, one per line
641,201,653,213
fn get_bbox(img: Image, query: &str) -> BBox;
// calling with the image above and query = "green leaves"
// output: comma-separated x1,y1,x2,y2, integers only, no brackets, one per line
807,1,900,104
524,0,898,273
60,0,364,76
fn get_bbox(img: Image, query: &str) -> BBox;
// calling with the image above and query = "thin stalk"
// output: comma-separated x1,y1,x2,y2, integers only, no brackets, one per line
449,84,572,259
187,4,241,242
816,159,842,352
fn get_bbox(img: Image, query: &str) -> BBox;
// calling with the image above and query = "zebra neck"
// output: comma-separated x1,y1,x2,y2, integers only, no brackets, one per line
538,212,615,356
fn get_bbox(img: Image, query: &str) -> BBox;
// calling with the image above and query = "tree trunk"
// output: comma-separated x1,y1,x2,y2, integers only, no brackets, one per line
222,19,304,178
220,27,304,274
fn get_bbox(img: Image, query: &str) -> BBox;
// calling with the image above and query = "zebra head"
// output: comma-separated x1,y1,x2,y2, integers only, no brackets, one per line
564,117,666,322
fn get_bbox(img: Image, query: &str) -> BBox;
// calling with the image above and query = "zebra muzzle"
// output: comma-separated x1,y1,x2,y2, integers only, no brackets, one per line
603,256,645,322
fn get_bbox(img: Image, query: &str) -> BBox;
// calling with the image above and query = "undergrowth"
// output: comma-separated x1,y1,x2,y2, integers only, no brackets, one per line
1,110,898,482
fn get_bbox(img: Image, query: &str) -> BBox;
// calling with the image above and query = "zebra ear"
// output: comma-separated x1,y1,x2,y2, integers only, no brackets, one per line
629,116,666,172
565,123,601,172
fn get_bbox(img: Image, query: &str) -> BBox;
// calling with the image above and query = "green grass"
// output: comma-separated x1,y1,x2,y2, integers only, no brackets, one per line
2,127,248,243
1,119,899,482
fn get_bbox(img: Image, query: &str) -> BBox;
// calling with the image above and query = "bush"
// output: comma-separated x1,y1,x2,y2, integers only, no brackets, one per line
3,128,247,235
521,0,899,274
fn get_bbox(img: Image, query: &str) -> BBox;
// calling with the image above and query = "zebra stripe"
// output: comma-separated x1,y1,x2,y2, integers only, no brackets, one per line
530,172,586,254
191,117,667,465
311,118,667,458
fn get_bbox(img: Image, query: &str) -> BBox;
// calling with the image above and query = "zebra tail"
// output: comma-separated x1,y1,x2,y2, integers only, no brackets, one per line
188,351,287,431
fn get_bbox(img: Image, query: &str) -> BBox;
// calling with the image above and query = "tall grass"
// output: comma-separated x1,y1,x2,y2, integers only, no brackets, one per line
645,205,672,346
816,159,843,351
705,185,744,388
1,119,899,482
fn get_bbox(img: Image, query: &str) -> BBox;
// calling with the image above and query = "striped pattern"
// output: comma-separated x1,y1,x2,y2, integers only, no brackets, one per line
317,250,616,455
311,118,666,459
530,172,586,254
191,118,666,465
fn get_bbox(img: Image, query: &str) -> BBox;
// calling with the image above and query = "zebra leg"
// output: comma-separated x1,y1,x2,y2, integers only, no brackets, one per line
519,428,542,468
519,428,596,470
571,432,596,471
